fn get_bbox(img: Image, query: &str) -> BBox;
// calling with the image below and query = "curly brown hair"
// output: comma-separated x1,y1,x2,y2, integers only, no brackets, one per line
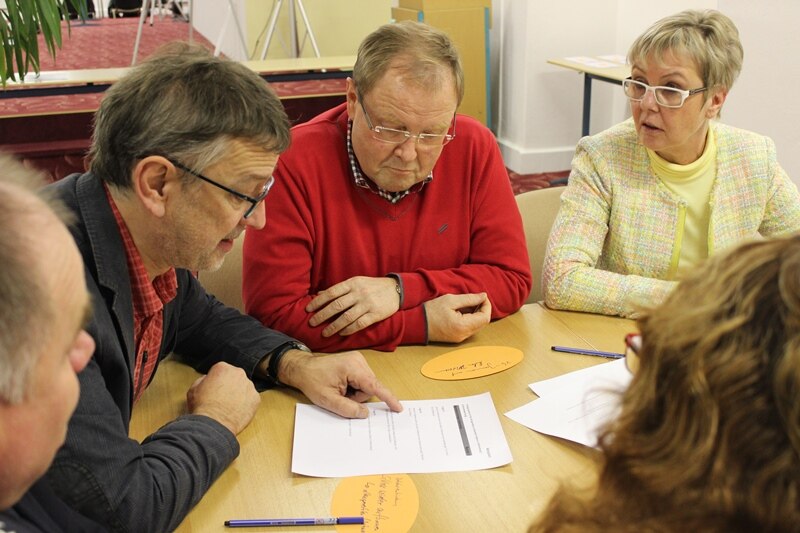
532,235,800,532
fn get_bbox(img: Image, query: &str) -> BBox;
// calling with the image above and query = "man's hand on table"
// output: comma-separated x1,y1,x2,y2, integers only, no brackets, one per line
425,293,491,343
278,349,403,419
187,361,261,435
306,276,400,337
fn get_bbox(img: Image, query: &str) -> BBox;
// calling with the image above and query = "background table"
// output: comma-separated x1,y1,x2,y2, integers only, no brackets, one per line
1,56,355,99
129,303,634,532
547,57,630,137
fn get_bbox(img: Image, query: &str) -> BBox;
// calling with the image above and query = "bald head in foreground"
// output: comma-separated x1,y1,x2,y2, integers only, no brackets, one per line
0,155,104,531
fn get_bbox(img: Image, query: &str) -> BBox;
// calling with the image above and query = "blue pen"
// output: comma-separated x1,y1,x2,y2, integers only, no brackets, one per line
551,345,624,359
225,517,364,528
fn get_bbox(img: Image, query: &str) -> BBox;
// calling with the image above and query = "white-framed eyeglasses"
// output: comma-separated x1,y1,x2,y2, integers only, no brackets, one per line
622,77,708,109
358,94,456,149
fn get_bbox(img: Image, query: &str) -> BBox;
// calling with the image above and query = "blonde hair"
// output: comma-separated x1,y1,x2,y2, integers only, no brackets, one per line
628,9,743,91
532,235,800,532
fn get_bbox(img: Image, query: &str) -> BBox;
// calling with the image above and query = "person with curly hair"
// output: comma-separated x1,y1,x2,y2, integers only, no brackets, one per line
532,234,800,532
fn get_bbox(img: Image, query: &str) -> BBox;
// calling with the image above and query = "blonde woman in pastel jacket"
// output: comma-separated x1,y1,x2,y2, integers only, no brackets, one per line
543,9,800,318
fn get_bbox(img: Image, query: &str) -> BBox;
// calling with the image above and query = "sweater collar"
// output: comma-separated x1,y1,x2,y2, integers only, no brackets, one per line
345,118,432,204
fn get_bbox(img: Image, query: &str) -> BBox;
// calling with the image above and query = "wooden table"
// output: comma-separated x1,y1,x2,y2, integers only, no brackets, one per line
1,56,355,99
0,67,129,99
547,56,631,137
243,55,355,83
129,303,634,532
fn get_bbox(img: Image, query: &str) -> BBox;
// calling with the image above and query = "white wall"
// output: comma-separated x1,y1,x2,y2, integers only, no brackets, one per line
493,0,625,172
192,0,250,60
495,0,800,184
718,1,800,183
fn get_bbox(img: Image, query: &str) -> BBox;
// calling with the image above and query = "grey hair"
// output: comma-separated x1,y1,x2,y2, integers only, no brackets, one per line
89,42,291,186
353,21,464,104
0,154,71,403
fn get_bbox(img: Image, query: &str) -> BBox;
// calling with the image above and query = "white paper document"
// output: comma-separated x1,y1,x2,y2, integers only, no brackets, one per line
596,54,628,65
564,55,620,69
529,358,630,398
505,359,631,448
291,392,512,477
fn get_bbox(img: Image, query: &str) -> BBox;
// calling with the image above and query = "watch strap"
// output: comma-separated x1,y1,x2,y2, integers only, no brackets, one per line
267,341,311,386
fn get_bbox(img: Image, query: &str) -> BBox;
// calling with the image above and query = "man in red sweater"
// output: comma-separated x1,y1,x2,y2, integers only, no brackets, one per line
243,21,532,352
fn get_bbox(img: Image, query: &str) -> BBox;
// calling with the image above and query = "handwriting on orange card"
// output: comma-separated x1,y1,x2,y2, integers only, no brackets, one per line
421,346,524,381
331,474,418,533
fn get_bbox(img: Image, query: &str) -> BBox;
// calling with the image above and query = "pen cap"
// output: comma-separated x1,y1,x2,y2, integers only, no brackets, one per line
337,517,365,525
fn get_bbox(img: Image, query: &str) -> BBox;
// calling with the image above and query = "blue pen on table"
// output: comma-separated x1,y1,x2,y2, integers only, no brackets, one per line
225,517,364,528
551,345,624,359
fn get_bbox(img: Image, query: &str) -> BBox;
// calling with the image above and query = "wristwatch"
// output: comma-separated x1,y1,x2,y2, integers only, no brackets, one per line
386,272,404,307
267,341,311,386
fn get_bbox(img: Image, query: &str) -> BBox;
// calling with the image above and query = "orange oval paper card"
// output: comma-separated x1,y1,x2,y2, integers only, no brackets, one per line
421,346,524,380
331,474,419,533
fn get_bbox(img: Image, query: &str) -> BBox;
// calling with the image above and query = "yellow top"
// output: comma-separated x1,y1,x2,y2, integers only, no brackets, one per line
648,128,717,277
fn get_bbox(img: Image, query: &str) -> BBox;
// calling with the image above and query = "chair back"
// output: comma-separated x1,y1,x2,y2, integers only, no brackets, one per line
199,235,245,312
515,186,565,304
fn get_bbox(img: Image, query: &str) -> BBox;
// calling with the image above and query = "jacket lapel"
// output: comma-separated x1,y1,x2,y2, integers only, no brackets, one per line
75,174,137,373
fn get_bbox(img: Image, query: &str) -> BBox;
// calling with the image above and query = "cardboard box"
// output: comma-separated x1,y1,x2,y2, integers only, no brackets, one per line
399,0,490,15
391,3,491,125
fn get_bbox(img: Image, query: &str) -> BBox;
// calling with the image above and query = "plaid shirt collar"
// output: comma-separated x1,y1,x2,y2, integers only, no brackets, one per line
346,119,432,204
104,184,178,317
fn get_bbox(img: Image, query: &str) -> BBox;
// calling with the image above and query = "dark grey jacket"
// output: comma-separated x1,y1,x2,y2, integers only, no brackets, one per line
0,478,107,532
45,172,293,532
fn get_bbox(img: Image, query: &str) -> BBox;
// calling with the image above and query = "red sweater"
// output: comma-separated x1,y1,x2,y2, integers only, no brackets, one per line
243,104,531,352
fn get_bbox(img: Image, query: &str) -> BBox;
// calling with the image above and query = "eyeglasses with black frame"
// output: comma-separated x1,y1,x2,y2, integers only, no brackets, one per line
622,77,708,108
357,93,456,148
624,333,641,374
169,158,274,219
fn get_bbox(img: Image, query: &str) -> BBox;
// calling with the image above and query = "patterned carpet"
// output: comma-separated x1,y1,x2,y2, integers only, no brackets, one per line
31,15,201,70
0,16,347,117
0,17,565,190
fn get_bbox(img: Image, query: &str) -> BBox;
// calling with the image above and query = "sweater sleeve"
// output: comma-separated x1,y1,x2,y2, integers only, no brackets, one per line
242,157,428,352
393,130,532,315
543,142,676,317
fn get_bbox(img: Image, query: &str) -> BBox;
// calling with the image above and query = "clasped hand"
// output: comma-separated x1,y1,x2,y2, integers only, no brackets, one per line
187,362,261,435
306,276,400,337
425,293,492,343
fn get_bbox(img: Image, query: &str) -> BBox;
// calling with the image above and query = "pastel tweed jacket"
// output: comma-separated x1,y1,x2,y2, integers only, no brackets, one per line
543,118,800,317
